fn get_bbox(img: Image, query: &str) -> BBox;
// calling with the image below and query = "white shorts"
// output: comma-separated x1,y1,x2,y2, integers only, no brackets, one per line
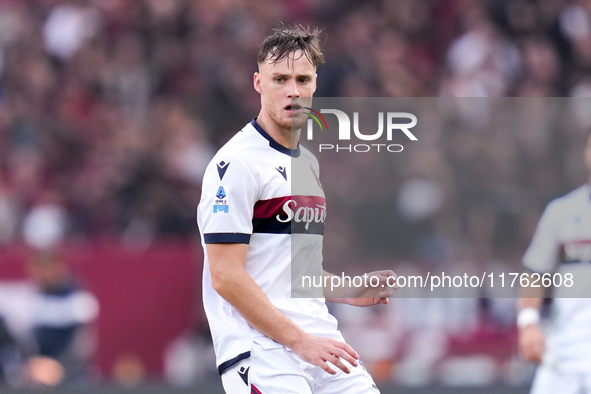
221,341,380,394
531,364,591,394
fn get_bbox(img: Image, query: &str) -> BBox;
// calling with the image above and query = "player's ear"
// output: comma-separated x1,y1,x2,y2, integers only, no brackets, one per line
254,72,263,94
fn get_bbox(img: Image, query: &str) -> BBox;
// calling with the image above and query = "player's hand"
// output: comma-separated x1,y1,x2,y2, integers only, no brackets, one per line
291,334,359,375
347,270,398,307
518,324,545,363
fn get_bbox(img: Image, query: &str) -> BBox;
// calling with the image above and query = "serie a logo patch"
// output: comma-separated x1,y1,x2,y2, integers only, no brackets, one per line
214,186,229,213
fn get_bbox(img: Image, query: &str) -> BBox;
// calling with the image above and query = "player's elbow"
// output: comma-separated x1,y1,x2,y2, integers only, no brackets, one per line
210,266,237,296
206,244,248,296
210,269,225,294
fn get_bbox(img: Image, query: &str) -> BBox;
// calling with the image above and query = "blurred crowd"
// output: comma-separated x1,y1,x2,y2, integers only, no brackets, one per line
1,0,591,389
0,0,590,247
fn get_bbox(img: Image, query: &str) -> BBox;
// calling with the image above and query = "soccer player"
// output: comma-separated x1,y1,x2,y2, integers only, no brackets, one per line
197,25,397,393
517,130,591,394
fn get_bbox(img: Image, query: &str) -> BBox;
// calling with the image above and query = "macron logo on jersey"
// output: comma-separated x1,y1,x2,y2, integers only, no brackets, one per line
217,161,230,180
276,166,287,181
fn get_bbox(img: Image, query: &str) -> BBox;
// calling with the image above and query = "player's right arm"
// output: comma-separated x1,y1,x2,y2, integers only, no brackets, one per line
517,291,544,363
207,242,359,374
517,201,560,363
201,154,358,374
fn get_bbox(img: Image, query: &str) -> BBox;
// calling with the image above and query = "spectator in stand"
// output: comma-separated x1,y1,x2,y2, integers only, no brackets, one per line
0,315,21,386
0,252,99,387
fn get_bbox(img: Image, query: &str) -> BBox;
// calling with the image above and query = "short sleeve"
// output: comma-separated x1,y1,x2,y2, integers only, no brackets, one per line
523,201,561,273
197,157,257,244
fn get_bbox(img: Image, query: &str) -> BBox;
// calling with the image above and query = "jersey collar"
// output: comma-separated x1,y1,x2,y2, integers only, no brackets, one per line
251,118,301,158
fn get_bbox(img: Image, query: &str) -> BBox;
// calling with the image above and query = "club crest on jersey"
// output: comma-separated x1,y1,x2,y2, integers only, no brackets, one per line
276,165,287,181
214,186,229,213
309,164,322,189
217,161,230,180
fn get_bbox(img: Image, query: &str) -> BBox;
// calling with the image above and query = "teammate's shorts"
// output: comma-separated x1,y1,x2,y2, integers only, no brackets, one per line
530,364,591,394
221,341,380,394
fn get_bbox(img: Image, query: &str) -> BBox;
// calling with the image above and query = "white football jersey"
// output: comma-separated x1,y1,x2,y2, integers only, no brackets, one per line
197,119,343,375
523,184,591,372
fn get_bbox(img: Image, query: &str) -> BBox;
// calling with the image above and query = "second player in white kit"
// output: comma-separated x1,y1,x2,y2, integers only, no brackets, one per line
518,131,591,394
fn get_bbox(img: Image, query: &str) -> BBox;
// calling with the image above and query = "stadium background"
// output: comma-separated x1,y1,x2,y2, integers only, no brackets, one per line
0,0,590,392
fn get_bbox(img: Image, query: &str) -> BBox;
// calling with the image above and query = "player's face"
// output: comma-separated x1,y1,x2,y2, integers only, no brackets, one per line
254,50,316,132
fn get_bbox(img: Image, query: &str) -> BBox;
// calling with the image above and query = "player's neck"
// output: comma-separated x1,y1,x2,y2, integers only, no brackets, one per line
256,113,300,149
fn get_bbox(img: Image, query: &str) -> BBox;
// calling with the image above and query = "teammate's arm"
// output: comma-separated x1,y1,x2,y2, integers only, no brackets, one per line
517,286,545,363
323,270,397,306
517,198,560,364
207,243,360,375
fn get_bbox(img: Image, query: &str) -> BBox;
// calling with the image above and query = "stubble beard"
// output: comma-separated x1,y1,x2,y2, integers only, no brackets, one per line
270,109,307,134
289,113,307,132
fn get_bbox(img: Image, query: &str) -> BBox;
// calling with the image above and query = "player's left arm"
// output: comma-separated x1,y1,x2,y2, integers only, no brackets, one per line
313,159,398,305
323,270,398,306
